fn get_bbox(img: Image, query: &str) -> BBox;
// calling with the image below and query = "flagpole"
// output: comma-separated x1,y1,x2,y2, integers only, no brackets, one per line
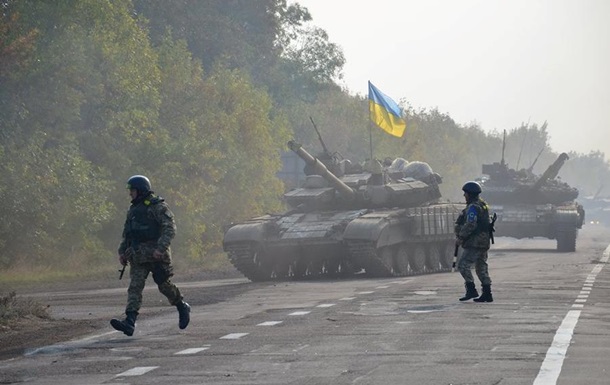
369,116,374,161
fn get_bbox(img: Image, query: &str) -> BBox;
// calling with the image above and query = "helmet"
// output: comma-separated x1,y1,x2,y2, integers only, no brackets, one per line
462,181,482,194
126,175,151,193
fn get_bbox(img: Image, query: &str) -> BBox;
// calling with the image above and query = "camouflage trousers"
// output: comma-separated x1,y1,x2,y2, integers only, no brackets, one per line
125,261,183,313
457,248,492,286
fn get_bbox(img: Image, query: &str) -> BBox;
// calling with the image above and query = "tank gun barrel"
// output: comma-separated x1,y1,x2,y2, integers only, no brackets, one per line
287,140,355,199
533,152,569,190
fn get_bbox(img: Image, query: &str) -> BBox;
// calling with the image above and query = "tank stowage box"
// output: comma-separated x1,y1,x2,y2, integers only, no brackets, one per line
479,152,584,252
223,140,463,281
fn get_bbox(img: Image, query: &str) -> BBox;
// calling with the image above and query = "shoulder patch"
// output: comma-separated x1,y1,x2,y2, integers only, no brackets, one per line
466,205,478,223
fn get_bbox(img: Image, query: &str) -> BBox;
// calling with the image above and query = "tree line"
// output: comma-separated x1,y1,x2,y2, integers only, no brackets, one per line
1,0,607,274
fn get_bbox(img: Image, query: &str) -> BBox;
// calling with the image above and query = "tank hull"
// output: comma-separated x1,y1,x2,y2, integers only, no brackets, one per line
490,202,584,252
223,204,463,281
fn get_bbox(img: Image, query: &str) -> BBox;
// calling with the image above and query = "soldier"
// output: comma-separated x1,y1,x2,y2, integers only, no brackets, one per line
455,181,493,302
110,175,191,336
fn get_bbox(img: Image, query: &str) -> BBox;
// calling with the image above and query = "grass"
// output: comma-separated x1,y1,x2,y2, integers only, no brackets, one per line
0,291,51,326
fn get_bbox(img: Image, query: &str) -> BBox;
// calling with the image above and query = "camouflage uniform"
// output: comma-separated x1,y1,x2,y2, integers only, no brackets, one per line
119,193,183,313
455,198,492,285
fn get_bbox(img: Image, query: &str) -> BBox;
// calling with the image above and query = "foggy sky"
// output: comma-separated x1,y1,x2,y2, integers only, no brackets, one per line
294,0,610,158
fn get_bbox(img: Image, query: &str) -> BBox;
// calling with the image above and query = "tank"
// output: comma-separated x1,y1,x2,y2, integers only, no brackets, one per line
479,147,585,252
223,140,463,281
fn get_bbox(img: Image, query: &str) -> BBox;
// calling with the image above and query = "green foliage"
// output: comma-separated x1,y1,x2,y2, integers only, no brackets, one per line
0,0,607,280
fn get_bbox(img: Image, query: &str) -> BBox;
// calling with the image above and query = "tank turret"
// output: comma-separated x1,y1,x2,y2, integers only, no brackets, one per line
478,130,584,252
481,151,578,205
285,140,441,211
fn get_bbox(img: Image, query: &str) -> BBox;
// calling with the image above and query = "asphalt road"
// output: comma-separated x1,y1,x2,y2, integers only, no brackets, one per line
1,224,609,385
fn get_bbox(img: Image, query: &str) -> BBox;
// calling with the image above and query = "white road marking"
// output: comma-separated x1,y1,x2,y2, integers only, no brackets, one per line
575,298,587,303
414,290,437,296
175,347,209,355
583,283,593,287
116,366,159,377
355,291,374,295
581,287,592,292
533,244,610,385
376,285,390,289
289,311,311,316
572,304,584,308
292,344,309,352
220,333,249,339
407,309,440,314
533,310,581,385
257,321,283,326
577,294,589,299
339,297,356,301
316,304,336,308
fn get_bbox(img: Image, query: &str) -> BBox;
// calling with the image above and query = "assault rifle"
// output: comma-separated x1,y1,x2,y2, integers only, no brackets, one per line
119,264,126,280
489,212,497,244
118,247,134,280
452,242,459,273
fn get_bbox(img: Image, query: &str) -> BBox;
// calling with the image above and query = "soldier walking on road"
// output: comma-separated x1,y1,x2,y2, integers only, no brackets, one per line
455,181,494,302
111,175,190,336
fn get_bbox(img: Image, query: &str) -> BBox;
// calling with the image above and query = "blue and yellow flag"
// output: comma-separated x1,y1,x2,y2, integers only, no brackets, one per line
368,81,406,138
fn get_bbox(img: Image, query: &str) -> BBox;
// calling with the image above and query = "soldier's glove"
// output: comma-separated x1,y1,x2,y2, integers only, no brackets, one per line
153,249,164,261
120,247,135,265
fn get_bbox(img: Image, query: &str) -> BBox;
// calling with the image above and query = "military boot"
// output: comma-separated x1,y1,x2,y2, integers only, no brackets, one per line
110,311,137,336
459,282,479,301
473,284,493,303
176,301,191,329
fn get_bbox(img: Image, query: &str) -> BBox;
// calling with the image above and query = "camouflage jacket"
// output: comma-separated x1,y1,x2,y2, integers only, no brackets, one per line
118,194,176,264
454,198,491,250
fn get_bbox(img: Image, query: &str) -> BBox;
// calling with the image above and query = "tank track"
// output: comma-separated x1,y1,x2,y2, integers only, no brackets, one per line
226,239,457,282
226,243,273,282
347,240,456,277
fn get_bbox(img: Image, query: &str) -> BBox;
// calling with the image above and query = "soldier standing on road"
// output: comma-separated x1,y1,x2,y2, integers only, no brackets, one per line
111,175,191,336
455,181,494,302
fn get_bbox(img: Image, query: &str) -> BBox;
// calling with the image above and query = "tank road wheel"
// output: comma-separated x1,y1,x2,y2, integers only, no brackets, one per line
395,244,411,275
324,258,338,276
307,258,325,278
425,244,442,273
272,260,291,279
251,250,274,279
324,258,347,277
292,259,308,279
556,229,577,252
439,241,455,270
409,244,426,274
378,246,396,275
335,260,355,277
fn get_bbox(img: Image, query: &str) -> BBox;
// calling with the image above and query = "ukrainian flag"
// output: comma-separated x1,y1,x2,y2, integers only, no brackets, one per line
368,81,406,138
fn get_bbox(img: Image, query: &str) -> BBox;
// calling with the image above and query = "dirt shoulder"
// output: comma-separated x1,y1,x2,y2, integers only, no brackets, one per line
0,268,246,362
0,318,106,361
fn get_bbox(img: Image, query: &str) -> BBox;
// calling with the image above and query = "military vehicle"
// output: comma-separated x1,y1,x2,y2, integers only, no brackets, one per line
579,186,610,226
479,139,584,251
223,139,463,281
